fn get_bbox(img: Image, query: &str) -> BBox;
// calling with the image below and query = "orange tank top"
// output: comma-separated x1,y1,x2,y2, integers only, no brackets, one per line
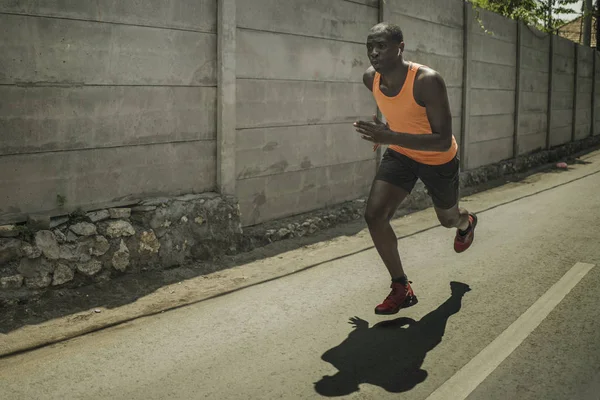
372,62,458,165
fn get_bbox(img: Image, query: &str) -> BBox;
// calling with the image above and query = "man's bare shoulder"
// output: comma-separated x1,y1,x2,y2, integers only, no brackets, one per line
414,66,448,104
415,66,446,91
363,67,377,91
415,66,444,83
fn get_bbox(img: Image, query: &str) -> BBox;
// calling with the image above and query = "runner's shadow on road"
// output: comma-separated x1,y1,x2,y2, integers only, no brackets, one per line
314,281,470,397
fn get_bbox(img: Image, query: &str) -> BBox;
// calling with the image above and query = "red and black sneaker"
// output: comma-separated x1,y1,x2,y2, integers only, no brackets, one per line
454,213,478,253
375,280,418,315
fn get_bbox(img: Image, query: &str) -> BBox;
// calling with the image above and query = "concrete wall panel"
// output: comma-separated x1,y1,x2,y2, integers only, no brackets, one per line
471,34,517,66
465,8,519,169
447,88,464,118
551,109,574,128
518,27,549,157
236,80,374,129
574,123,591,140
577,86,594,110
453,117,463,146
386,0,463,28
237,160,374,226
520,92,548,113
470,114,514,143
518,132,546,154
0,142,216,221
0,3,218,223
551,32,576,150
234,0,381,225
522,48,550,72
519,112,548,136
578,47,594,78
471,89,515,116
555,36,576,57
596,52,600,135
236,124,373,180
389,13,463,59
521,70,549,93
0,86,216,155
471,8,517,43
553,74,576,94
403,52,463,88
550,125,572,146
237,29,367,82
467,137,513,169
345,0,378,6
471,62,516,90
521,26,550,50
237,0,378,42
0,0,217,32
578,61,594,79
575,47,594,140
0,14,216,85
552,91,575,110
575,105,592,139
578,78,593,93
554,54,576,75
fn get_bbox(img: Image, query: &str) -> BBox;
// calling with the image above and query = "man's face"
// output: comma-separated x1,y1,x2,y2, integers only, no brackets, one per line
366,31,402,73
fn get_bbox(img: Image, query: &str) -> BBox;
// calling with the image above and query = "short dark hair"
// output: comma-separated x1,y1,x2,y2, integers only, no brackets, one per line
370,22,404,43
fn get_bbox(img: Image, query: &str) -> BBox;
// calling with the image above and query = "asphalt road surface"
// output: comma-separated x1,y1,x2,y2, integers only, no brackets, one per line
1,151,600,400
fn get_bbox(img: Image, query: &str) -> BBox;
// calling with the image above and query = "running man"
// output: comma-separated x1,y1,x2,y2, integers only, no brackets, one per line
354,22,478,315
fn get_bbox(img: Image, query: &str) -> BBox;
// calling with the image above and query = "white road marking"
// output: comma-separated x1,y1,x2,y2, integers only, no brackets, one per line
425,262,596,400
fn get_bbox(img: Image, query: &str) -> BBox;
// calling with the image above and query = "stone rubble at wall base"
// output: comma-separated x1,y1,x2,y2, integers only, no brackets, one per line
0,193,242,294
1,136,599,297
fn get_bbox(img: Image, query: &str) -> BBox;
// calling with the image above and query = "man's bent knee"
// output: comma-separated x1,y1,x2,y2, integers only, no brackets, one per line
365,207,392,227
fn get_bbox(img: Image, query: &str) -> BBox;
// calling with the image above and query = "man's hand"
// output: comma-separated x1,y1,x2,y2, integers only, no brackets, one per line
354,115,394,147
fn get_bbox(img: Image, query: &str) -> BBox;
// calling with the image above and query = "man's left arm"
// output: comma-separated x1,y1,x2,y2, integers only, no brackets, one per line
354,71,453,152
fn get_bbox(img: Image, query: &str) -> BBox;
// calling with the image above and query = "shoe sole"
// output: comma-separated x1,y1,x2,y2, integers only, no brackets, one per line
374,295,419,315
454,213,478,253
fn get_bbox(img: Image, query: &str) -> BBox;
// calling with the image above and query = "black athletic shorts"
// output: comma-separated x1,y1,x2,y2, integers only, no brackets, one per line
374,148,460,210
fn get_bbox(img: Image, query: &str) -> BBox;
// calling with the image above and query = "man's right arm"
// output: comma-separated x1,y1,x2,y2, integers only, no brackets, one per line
363,67,376,92
361,67,379,152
